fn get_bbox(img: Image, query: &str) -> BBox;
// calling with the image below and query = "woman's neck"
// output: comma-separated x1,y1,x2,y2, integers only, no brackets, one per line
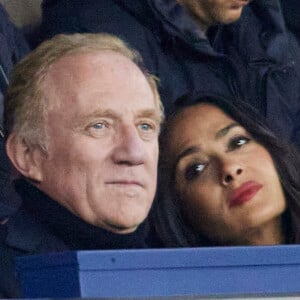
239,216,285,246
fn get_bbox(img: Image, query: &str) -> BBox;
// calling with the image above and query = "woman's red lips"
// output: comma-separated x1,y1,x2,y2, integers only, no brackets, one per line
229,181,263,208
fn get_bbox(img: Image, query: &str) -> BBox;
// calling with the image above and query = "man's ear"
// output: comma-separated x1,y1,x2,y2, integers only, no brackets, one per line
6,133,44,182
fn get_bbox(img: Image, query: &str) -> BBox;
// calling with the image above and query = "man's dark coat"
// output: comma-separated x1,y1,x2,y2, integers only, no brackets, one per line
0,180,150,298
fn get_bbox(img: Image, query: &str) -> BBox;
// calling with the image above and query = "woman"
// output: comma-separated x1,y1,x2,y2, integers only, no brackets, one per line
154,96,300,247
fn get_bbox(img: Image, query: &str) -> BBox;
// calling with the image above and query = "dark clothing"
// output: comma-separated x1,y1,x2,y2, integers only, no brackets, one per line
0,4,29,222
281,0,300,41
0,179,150,298
0,170,21,220
0,3,29,125
40,0,300,148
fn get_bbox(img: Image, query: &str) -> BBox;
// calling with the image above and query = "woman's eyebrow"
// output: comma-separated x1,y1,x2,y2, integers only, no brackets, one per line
175,146,201,168
215,122,239,139
174,122,240,167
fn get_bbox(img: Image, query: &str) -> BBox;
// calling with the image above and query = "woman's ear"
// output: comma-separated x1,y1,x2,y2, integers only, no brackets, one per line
6,133,44,182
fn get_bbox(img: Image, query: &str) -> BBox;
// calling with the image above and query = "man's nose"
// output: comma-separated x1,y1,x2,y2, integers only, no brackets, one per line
112,124,146,166
221,158,243,185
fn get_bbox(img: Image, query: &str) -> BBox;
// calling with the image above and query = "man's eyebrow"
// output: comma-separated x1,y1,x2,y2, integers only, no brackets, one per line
73,108,162,128
136,109,163,124
72,109,117,127
215,122,239,139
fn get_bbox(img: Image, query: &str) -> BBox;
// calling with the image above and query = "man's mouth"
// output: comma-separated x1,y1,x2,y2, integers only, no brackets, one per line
106,180,143,187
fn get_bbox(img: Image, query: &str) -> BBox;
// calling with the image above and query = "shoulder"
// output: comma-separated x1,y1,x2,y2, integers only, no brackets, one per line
5,204,68,254
0,205,68,297
0,211,25,298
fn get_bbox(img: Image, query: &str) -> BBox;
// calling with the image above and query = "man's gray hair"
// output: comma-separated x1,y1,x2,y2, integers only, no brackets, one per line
4,33,163,152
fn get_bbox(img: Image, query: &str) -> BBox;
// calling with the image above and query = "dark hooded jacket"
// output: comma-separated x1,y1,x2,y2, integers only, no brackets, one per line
40,0,300,147
0,179,151,298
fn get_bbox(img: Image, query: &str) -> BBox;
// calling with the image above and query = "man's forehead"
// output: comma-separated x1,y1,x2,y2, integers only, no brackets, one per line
48,50,138,78
45,50,152,101
44,51,157,119
45,50,149,95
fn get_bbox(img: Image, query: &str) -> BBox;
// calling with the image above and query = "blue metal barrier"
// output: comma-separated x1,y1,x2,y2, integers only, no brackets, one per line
16,245,300,298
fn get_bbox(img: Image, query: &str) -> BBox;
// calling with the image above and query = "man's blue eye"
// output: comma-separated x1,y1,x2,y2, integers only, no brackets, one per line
92,123,104,129
139,123,151,131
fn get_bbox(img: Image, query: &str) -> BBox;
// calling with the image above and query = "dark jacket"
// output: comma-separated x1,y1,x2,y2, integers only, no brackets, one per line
0,179,151,298
0,3,29,125
40,0,300,147
280,0,300,41
0,4,29,223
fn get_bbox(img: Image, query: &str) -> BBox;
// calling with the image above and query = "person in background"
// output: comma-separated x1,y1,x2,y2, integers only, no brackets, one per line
0,33,163,298
154,96,300,247
39,0,300,148
0,3,29,224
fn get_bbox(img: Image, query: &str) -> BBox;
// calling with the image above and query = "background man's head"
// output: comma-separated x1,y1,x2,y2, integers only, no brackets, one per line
177,0,250,32
5,33,164,234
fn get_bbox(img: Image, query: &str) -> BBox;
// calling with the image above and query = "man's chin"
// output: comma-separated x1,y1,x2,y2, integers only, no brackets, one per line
104,222,140,235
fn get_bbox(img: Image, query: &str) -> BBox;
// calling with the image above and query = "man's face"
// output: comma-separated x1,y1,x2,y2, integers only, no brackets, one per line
36,51,161,234
178,0,250,30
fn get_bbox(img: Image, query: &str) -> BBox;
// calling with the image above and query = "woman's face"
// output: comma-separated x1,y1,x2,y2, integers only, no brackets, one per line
166,104,286,245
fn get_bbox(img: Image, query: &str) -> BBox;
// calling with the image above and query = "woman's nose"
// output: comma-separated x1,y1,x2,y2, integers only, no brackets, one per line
221,160,243,185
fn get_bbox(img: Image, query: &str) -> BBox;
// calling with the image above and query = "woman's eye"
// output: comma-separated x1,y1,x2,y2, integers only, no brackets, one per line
228,136,250,150
185,163,205,181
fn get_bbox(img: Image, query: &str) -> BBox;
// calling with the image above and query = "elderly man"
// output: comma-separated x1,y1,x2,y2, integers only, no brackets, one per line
0,33,163,298
40,0,300,148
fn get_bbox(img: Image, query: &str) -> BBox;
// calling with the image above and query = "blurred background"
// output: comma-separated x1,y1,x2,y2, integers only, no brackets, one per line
0,0,42,28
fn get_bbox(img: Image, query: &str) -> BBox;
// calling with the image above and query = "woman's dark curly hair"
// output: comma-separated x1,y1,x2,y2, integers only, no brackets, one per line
153,95,300,247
